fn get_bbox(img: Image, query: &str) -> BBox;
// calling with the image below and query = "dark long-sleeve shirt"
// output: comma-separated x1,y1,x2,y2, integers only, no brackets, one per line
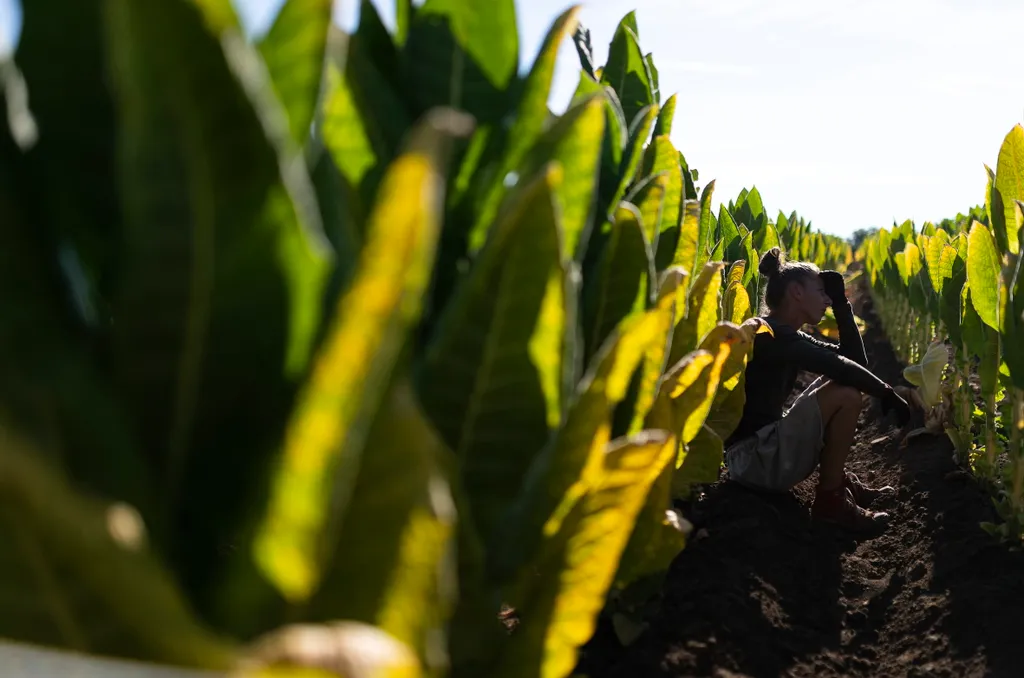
725,301,891,447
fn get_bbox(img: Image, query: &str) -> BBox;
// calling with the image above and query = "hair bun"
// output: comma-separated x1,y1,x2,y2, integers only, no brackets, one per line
758,247,783,278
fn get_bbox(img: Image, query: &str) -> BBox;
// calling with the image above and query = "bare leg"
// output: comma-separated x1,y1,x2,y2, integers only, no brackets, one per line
814,382,863,491
810,381,889,531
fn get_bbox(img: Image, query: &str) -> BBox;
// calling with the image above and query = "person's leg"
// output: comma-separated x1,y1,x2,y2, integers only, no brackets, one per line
815,382,862,490
810,382,890,530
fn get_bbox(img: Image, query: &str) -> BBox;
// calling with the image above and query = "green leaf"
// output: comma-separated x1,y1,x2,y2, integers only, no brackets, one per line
417,163,567,539
653,93,676,137
925,228,949,295
307,380,457,669
520,94,604,262
995,124,1024,255
253,109,470,603
14,0,120,305
967,220,1001,331
467,6,582,252
0,430,234,668
599,12,653,128
404,0,518,125
608,104,658,214
320,23,412,229
718,205,742,263
582,203,654,367
619,270,683,434
106,0,339,605
670,199,699,277
939,241,966,347
495,430,676,678
0,118,152,520
986,164,1008,255
639,135,683,268
693,181,717,274
257,0,333,146
396,0,414,45
572,24,596,78
493,309,671,583
627,173,668,247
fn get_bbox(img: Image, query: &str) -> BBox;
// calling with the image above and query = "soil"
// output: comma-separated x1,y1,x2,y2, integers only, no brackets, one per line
576,280,1024,678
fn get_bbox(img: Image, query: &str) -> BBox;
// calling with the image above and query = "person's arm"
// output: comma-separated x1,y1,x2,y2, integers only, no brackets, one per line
764,332,891,398
820,270,868,366
833,300,869,366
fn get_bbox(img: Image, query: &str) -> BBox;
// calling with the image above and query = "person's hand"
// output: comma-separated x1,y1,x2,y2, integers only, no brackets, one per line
819,270,847,307
881,387,912,427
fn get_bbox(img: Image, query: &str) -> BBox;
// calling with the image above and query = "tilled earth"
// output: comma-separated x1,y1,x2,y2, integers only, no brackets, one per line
577,282,1024,678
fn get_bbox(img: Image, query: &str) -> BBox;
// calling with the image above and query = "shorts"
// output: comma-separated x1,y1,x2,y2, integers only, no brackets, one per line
725,376,827,492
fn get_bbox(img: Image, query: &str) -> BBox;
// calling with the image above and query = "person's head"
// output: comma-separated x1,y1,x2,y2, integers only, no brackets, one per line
758,247,830,325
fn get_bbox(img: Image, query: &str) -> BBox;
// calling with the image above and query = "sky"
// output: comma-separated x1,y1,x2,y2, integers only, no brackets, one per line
2,0,1022,238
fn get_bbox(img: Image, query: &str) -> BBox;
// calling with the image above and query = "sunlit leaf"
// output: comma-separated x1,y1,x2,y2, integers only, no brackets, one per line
257,0,333,146
417,163,567,539
495,431,676,678
253,109,470,603
967,220,1001,331
995,124,1024,254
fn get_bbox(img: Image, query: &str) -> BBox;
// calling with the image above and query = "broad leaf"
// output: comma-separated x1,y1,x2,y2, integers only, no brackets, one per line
668,262,725,366
307,380,457,670
903,341,950,408
608,104,658,213
519,93,605,263
417,163,567,539
495,431,676,678
995,124,1024,255
581,203,654,367
493,309,670,583
0,430,234,668
15,0,120,305
967,220,1000,331
639,135,683,267
653,93,676,137
253,109,469,603
468,6,583,252
599,12,653,127
257,0,333,146
404,0,518,125
693,181,716,275
106,0,337,609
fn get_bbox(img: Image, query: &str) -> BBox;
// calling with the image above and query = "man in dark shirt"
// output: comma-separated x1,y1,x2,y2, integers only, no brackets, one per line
725,248,911,532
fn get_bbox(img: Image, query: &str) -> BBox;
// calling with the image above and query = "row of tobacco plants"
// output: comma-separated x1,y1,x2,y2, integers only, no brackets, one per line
858,123,1024,543
0,1,850,676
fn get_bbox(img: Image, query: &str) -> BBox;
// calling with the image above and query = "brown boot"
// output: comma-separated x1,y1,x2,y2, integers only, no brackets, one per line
844,471,895,508
811,485,889,532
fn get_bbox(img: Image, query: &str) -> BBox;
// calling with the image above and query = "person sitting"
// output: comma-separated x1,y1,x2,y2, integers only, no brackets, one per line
724,247,912,532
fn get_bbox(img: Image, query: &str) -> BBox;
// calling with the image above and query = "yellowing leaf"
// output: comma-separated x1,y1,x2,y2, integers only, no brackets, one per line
496,431,677,678
495,308,669,582
667,261,725,366
254,110,470,602
306,380,456,669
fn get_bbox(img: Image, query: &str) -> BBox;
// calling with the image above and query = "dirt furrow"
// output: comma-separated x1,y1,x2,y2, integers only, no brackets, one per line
577,283,1024,678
